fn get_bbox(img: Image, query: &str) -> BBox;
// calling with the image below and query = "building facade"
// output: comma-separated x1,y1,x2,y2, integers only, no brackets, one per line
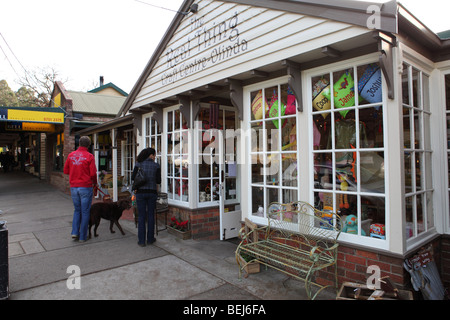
83,0,450,290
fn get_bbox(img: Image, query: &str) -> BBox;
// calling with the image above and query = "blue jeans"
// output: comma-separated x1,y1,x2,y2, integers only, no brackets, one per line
70,187,93,241
136,192,157,245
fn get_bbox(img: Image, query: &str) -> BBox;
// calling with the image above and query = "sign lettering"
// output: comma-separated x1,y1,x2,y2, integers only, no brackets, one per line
162,11,249,85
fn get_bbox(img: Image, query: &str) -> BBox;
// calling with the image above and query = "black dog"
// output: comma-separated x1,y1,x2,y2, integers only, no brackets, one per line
89,199,132,238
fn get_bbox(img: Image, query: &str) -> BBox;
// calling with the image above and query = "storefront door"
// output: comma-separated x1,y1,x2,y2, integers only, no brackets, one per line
197,105,241,240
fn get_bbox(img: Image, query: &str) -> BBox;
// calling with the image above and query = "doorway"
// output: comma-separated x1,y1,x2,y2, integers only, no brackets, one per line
196,104,241,240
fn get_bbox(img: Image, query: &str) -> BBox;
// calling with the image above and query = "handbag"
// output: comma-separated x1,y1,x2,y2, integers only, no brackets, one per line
132,166,147,191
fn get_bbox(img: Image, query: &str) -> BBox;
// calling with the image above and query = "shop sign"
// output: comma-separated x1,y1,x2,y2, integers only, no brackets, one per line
161,11,249,86
0,107,64,124
5,121,56,132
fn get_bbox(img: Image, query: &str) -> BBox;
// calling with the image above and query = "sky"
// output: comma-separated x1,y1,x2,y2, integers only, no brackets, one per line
1,0,449,94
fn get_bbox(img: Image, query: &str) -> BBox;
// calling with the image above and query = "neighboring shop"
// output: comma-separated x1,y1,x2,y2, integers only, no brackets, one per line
113,0,450,289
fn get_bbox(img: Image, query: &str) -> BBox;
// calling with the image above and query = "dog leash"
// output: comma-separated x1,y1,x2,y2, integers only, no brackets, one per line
94,185,111,201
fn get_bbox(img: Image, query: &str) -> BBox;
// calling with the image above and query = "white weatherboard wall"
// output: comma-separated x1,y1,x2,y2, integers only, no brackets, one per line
130,0,371,110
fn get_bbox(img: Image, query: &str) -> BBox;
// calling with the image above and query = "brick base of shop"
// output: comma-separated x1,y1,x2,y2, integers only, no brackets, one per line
317,236,450,296
167,206,220,240
165,209,450,296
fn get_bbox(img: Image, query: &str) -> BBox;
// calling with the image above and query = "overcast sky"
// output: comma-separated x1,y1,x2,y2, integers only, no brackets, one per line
1,0,449,94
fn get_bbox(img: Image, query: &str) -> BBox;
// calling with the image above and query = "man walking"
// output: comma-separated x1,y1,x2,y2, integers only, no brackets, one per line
64,136,98,242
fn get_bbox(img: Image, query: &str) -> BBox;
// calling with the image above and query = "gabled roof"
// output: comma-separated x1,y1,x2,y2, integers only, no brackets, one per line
68,91,126,116
88,82,128,97
118,0,450,117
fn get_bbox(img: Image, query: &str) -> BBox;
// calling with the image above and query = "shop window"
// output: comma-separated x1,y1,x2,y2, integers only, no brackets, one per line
144,116,162,165
249,83,299,220
123,130,135,186
311,62,386,240
402,63,433,240
166,108,189,203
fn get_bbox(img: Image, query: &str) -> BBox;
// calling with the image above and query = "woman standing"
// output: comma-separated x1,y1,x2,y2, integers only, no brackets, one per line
132,148,161,246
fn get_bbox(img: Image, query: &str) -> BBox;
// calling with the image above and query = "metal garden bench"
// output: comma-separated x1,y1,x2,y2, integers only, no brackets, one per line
236,201,342,300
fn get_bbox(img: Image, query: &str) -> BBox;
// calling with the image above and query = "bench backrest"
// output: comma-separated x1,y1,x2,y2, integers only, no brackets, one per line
267,201,342,248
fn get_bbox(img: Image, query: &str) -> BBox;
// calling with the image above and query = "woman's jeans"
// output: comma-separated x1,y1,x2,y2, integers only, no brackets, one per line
136,192,157,244
70,187,93,241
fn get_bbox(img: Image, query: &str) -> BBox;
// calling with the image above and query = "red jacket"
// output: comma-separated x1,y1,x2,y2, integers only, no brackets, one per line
64,146,98,188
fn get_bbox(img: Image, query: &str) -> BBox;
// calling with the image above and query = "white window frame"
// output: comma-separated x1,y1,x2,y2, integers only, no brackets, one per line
121,129,135,187
400,50,437,250
244,76,301,226
304,54,389,250
164,105,191,207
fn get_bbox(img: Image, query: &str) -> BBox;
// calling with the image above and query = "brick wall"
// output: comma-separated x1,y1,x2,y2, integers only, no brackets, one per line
167,206,220,240
441,235,450,289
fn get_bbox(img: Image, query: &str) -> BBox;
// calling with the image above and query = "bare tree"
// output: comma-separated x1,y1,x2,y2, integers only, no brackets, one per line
16,66,67,108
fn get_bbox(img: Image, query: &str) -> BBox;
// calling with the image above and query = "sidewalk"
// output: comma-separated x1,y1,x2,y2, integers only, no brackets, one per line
0,172,335,300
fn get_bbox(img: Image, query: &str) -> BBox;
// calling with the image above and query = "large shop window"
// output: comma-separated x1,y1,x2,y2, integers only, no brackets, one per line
311,62,386,242
249,83,299,219
166,108,189,203
402,63,434,241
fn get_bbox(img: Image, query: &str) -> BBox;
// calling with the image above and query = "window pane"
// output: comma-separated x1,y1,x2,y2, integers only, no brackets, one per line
333,68,356,111
314,152,333,190
416,152,423,191
416,193,424,234
282,153,297,187
313,114,331,150
404,152,412,193
251,90,268,121
252,186,264,216
312,74,331,115
402,63,410,105
358,63,383,105
266,187,279,207
403,107,411,149
361,196,386,239
336,151,357,192
412,67,420,108
251,154,264,184
360,107,383,148
405,196,414,239
334,110,356,149
360,151,385,193
266,86,279,119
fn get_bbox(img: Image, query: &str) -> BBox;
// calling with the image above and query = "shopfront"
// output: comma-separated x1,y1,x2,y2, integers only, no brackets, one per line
119,0,450,289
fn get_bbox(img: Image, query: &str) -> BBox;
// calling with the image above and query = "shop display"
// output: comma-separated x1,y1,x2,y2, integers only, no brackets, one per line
342,214,366,236
358,64,382,104
285,86,297,115
312,78,331,117
251,90,269,120
370,223,386,239
324,70,356,117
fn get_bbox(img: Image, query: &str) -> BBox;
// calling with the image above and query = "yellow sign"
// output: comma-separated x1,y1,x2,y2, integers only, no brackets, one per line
23,123,56,132
53,93,61,108
8,109,64,124
6,122,56,132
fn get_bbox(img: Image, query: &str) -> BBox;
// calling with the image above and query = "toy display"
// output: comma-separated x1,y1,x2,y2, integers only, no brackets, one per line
324,70,355,118
319,207,334,230
370,223,386,239
358,64,382,104
342,214,366,236
312,78,331,118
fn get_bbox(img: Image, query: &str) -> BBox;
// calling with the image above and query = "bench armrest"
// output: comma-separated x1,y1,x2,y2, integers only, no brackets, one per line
309,243,339,262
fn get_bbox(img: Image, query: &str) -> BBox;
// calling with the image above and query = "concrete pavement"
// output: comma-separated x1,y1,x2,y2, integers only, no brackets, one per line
0,171,335,301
